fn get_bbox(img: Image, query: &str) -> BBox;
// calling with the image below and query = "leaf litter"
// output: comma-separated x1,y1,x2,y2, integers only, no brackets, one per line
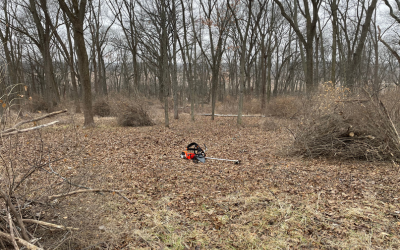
8,112,400,249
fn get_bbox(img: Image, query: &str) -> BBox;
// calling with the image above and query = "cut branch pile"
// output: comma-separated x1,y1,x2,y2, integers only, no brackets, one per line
116,102,154,127
294,96,400,161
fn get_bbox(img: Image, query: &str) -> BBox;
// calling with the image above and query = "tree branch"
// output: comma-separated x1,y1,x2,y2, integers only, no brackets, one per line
22,219,79,231
377,26,400,64
0,231,42,250
7,210,19,250
0,190,30,241
1,109,67,134
1,121,60,137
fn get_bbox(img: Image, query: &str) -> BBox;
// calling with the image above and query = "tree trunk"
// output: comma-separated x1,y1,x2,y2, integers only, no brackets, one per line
161,0,169,127
172,0,179,120
58,0,94,126
76,32,94,126
65,15,81,113
330,0,338,84
260,35,267,110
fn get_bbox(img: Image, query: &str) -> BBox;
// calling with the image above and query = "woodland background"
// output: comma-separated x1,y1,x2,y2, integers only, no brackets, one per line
1,0,400,249
1,0,400,125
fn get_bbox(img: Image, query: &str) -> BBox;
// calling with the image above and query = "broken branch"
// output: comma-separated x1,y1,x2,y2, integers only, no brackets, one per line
48,189,133,204
1,121,60,137
0,190,30,241
1,109,67,134
22,219,79,231
7,210,19,250
0,231,43,250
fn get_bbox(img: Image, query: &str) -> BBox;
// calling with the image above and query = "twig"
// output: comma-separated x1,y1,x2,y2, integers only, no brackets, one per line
0,190,30,241
7,210,19,250
48,189,133,204
0,231,43,250
379,100,400,148
285,127,296,140
0,238,6,249
335,99,369,103
51,231,70,250
22,219,79,231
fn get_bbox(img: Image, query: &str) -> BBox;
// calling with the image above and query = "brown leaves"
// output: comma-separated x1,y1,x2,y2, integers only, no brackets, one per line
9,112,400,249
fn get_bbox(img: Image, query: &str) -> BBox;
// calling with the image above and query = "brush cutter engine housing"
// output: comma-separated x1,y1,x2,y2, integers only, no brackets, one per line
181,143,206,162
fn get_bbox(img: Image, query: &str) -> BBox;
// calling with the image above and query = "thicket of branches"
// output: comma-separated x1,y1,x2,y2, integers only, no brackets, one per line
0,93,132,248
293,85,400,161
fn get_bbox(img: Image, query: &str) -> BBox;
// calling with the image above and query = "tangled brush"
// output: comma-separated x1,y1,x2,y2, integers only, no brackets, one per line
115,102,154,127
293,84,400,161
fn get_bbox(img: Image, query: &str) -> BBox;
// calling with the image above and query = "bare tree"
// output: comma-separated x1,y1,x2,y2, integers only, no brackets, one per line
337,0,378,89
196,0,232,120
228,0,265,125
379,0,400,65
134,0,171,127
50,10,82,113
273,0,322,94
88,0,116,97
0,0,20,120
169,0,180,120
109,0,141,95
7,0,61,108
58,0,94,126
327,0,339,84
178,0,196,121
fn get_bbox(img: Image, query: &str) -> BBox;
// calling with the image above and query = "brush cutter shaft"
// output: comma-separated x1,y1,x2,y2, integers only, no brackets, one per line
205,157,240,164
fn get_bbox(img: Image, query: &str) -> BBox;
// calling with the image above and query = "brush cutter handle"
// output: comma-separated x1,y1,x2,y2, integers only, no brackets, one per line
185,142,206,158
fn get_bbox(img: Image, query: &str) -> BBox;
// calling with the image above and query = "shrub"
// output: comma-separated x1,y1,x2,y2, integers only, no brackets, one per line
244,97,262,114
380,88,400,123
265,95,301,118
93,99,111,117
116,102,154,127
27,95,49,113
216,95,237,114
261,118,279,131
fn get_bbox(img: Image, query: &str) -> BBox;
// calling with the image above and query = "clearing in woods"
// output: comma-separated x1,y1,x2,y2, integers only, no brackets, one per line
9,108,400,249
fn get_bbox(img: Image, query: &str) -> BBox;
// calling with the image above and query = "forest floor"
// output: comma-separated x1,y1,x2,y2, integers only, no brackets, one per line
8,104,400,249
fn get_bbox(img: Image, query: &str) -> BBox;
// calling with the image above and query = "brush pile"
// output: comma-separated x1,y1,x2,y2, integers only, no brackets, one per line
294,85,400,161
116,102,154,127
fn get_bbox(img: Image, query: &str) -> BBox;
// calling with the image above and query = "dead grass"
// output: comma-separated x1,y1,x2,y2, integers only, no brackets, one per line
93,98,112,117
214,96,264,115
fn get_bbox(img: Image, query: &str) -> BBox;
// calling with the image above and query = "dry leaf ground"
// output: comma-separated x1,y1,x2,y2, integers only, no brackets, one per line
3,105,400,249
